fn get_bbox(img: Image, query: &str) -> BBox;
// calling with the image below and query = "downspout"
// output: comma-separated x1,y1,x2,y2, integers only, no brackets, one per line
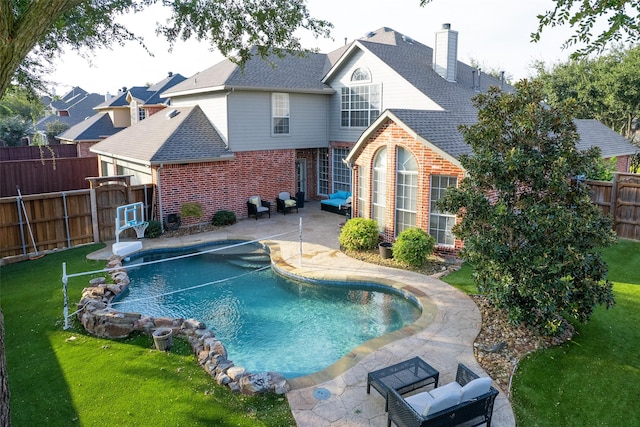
157,163,164,233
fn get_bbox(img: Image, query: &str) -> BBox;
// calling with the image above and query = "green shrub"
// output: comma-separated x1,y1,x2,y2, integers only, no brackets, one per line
212,210,237,226
338,218,379,250
144,220,162,238
180,202,203,219
393,227,435,267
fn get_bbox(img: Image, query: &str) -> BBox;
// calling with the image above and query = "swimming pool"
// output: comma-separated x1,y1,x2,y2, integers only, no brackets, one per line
113,242,421,378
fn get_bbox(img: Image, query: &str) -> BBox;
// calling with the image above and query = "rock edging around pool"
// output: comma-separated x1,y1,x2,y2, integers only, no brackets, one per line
76,254,290,396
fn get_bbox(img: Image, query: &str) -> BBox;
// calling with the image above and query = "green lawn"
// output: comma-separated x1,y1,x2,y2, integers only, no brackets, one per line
443,239,640,426
0,244,295,427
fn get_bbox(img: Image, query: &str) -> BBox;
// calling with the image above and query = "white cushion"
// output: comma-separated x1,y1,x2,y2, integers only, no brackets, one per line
404,391,433,415
256,206,269,213
429,381,461,400
404,382,462,416
284,199,296,207
249,196,260,206
460,377,492,402
423,391,461,416
278,192,291,200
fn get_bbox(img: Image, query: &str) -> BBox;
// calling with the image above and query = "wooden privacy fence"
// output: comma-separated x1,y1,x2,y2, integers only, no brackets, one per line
0,157,99,197
0,144,78,161
587,173,640,241
0,184,155,259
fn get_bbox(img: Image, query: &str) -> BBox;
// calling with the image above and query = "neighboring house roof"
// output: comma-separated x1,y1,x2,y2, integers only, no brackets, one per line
95,73,187,109
57,112,126,142
163,50,335,97
34,92,105,132
90,105,232,165
575,119,638,157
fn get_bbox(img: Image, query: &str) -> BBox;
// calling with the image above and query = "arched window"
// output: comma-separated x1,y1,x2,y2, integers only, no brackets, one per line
341,68,380,128
351,67,371,82
395,147,418,235
372,147,387,232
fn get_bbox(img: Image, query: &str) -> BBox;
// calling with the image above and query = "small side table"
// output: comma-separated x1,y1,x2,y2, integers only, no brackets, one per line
367,357,439,411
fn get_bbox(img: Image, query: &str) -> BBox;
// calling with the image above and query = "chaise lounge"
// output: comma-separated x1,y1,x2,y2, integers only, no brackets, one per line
386,363,498,427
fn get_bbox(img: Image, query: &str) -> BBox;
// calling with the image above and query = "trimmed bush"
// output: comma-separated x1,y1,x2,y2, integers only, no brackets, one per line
212,210,237,226
144,220,162,238
393,227,435,267
338,218,379,250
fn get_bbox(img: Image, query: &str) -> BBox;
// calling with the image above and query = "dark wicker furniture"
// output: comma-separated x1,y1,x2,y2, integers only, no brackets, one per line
386,363,498,427
367,357,439,411
247,196,271,220
276,191,298,214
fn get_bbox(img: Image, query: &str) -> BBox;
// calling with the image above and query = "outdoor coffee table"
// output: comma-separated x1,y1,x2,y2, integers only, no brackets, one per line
367,357,439,411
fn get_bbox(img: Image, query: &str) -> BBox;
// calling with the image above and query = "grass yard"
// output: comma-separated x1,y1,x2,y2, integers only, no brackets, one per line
443,239,640,426
0,244,295,427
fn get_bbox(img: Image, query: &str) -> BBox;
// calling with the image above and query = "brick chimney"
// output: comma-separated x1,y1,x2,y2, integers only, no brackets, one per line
433,23,458,82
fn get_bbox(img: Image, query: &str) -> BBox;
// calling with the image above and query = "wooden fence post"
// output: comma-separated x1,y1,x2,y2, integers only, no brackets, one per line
611,173,618,231
90,188,99,243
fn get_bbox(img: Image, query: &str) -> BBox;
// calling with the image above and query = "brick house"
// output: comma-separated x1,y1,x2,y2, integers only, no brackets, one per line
90,24,638,241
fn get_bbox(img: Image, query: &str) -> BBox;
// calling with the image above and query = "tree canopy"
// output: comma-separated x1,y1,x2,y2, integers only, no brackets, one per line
421,0,640,57
0,0,332,99
438,80,617,335
533,45,640,140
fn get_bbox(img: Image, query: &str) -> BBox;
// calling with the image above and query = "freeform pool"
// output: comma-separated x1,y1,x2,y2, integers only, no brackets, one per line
113,241,421,378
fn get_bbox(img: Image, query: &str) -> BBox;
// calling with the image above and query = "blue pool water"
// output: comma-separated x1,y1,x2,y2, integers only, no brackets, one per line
114,242,421,378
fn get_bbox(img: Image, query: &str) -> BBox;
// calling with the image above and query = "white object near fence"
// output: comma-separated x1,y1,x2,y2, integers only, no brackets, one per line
112,202,147,257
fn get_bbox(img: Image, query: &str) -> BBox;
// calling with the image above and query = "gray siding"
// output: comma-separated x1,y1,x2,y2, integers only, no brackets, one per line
171,93,229,145
227,91,329,152
327,48,441,143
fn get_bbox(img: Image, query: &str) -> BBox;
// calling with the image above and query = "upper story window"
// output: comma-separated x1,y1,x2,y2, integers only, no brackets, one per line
351,68,371,82
341,68,380,128
272,93,290,135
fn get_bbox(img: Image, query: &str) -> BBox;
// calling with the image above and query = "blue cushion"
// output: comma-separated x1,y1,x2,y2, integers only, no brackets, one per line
329,192,339,199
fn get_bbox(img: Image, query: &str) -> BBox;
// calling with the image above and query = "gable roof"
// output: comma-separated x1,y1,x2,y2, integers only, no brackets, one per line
326,27,509,113
347,109,638,167
575,119,638,157
163,50,335,97
56,112,125,142
90,105,231,165
34,93,105,132
95,73,187,109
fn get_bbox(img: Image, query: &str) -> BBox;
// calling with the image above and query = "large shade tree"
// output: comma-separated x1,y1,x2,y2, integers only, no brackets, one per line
533,45,640,139
438,80,617,335
422,0,640,57
0,0,332,100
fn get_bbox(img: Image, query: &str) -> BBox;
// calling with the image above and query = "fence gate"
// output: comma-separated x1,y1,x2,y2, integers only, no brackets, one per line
613,174,640,241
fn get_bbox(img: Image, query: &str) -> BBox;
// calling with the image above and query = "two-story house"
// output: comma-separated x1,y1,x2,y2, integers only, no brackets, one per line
90,25,638,247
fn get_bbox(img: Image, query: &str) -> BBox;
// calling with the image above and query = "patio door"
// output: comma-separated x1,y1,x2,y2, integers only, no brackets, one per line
296,159,307,196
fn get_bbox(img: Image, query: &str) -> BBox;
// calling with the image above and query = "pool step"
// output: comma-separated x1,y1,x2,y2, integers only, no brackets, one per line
226,253,271,269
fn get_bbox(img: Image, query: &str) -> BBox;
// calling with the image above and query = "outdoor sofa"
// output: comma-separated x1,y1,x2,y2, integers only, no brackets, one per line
386,363,498,427
320,190,351,214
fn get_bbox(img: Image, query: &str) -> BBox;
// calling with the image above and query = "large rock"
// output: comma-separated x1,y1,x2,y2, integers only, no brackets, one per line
238,373,271,395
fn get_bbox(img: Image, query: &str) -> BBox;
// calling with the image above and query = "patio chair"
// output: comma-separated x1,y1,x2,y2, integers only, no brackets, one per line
276,191,298,215
247,196,271,220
